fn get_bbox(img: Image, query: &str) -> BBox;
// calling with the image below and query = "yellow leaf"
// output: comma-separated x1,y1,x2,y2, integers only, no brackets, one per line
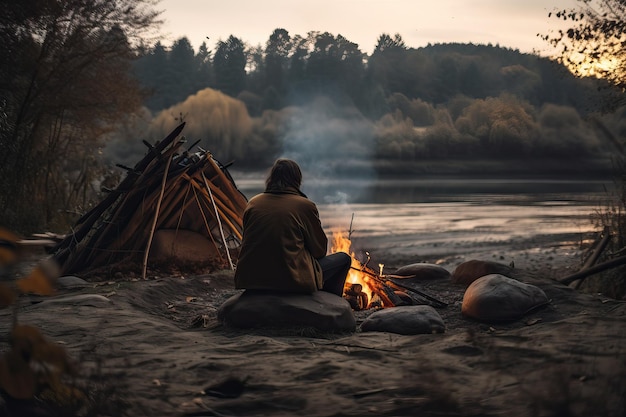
16,257,60,296
0,350,36,400
0,283,16,308
39,383,86,409
11,324,46,356
1,325,77,401
11,325,75,376
0,227,20,266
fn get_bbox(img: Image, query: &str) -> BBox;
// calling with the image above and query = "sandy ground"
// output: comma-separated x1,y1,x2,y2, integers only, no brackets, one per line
1,234,625,417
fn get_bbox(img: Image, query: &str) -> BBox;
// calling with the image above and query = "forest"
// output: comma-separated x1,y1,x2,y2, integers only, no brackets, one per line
115,32,620,169
1,0,624,232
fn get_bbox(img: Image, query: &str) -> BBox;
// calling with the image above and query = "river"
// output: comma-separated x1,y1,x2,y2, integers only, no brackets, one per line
231,175,614,272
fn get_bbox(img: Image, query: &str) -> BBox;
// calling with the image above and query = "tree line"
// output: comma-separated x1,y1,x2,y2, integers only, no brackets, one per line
118,30,615,173
135,30,601,117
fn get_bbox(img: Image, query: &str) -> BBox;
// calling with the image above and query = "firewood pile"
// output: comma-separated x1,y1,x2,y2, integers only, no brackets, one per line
342,263,448,310
52,122,248,276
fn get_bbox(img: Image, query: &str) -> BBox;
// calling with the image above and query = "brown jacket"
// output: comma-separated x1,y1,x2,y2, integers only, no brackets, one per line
234,188,328,293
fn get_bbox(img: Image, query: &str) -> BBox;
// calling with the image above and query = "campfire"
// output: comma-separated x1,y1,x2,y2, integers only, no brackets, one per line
331,230,447,311
332,230,403,310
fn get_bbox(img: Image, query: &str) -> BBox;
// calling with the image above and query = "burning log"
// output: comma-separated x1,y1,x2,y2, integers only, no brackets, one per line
344,283,369,310
354,269,404,307
384,275,449,308
344,265,448,310
343,265,406,309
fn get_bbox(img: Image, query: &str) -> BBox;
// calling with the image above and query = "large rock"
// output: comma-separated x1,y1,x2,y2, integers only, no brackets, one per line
461,274,549,322
360,305,445,335
451,259,513,286
391,263,451,280
218,290,356,333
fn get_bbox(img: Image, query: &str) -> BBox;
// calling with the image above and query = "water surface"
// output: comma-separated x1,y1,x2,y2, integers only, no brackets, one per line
233,175,613,269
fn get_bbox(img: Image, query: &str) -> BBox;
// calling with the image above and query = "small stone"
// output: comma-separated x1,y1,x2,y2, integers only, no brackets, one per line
451,259,513,286
360,305,445,335
392,263,451,280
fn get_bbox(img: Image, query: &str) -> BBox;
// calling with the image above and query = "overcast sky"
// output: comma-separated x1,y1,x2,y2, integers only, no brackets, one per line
157,0,581,55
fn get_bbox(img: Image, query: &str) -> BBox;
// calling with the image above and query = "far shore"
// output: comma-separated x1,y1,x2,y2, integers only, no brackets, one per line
229,156,615,180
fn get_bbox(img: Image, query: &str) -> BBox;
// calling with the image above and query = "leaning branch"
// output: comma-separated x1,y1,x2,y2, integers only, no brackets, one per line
570,226,612,289
559,254,626,286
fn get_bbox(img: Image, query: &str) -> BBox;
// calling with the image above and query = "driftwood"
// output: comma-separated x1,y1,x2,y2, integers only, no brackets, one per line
559,254,626,286
570,226,612,289
559,226,619,287
583,226,612,270
52,124,248,275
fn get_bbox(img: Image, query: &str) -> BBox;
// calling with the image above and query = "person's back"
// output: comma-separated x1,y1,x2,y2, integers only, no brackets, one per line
234,188,327,293
234,159,350,296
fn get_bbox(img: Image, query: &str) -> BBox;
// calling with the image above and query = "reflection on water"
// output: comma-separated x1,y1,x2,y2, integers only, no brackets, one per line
317,196,604,270
232,174,613,268
320,198,598,243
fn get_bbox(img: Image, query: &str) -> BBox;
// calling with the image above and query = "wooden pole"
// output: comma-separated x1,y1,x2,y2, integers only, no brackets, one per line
190,185,226,263
203,172,235,270
572,226,612,289
186,177,244,232
142,143,176,280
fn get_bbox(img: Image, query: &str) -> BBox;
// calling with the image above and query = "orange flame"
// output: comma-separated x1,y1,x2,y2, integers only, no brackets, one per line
330,230,374,304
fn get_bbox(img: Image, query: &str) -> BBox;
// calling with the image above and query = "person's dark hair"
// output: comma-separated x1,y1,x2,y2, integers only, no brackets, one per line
265,159,304,194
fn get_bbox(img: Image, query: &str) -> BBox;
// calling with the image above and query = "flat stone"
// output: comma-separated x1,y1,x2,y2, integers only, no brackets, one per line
37,294,113,307
461,274,549,322
360,305,445,335
218,290,356,333
451,259,513,286
391,263,451,280
57,275,90,289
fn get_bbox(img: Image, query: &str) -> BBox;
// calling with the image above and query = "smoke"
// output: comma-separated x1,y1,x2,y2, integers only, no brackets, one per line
277,96,378,204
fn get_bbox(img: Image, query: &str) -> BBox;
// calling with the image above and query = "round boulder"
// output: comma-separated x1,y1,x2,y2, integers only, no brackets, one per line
218,290,356,333
452,259,513,286
360,305,445,335
461,274,549,322
392,263,451,280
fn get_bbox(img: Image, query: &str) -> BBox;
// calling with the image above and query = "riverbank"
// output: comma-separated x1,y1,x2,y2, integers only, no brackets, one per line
1,230,624,416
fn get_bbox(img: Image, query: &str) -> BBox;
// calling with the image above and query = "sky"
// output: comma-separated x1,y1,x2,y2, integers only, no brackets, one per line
157,0,581,56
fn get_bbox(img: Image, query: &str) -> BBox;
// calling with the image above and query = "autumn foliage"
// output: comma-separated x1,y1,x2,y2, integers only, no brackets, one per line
0,227,80,406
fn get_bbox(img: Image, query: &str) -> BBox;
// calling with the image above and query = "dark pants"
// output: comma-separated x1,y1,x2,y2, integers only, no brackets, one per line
318,252,351,296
